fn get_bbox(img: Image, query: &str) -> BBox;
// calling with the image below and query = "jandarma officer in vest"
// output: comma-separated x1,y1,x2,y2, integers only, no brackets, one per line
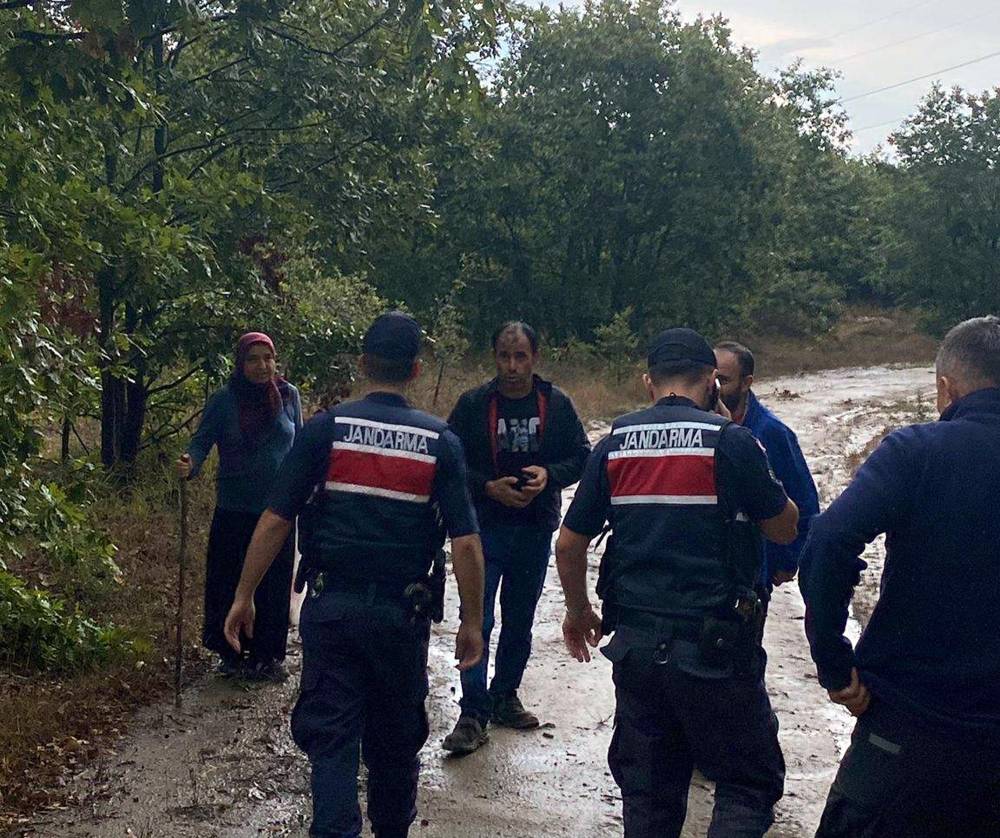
555,328,799,838
223,312,485,838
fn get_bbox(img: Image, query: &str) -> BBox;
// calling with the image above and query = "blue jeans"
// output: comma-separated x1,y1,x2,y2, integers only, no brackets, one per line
459,523,553,721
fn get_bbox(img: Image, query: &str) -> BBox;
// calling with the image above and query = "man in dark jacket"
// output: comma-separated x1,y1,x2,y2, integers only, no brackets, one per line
715,341,820,590
442,321,591,754
800,315,1000,836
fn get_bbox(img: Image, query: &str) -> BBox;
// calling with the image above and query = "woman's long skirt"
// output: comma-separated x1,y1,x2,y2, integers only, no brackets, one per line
203,507,294,666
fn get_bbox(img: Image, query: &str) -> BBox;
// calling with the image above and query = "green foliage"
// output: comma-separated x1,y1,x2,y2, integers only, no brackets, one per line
874,86,1000,329
1,0,507,471
593,306,639,383
372,0,864,342
744,272,844,338
32,479,122,600
430,279,471,406
268,255,386,403
0,570,132,673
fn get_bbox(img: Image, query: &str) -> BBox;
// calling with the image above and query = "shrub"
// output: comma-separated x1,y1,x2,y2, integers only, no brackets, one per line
0,571,132,673
594,306,640,383
745,271,843,337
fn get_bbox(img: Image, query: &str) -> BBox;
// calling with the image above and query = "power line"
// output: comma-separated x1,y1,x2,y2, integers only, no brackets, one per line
822,0,938,42
834,9,998,65
854,116,908,133
842,48,1000,102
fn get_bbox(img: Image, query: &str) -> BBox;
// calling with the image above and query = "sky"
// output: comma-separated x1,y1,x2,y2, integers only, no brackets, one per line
670,0,1000,154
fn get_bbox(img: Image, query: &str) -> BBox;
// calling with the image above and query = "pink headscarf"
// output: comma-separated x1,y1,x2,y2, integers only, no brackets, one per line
231,332,287,443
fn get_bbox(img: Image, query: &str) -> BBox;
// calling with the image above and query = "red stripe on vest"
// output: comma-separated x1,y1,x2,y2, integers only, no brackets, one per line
327,449,436,497
607,455,716,498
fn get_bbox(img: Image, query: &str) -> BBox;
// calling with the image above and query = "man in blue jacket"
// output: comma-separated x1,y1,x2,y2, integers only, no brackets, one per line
799,316,1000,836
715,342,820,590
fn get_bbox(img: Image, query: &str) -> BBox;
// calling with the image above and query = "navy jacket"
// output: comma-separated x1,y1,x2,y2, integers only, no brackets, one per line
800,388,1000,735
448,376,591,531
187,383,302,515
742,392,820,584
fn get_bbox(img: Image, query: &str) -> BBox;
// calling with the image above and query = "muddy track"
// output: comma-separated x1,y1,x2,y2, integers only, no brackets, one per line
21,365,935,838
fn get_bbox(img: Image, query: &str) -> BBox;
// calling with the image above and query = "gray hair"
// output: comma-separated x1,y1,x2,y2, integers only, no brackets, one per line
936,316,1000,388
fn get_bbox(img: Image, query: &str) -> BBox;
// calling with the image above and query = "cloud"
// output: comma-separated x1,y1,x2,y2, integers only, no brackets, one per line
762,36,833,57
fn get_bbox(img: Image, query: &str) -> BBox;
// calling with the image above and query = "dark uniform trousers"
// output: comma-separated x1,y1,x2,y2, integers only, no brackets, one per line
817,698,1000,838
605,631,785,838
291,586,430,838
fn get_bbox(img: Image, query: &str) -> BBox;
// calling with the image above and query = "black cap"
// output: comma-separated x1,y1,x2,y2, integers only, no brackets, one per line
362,311,422,361
647,327,717,368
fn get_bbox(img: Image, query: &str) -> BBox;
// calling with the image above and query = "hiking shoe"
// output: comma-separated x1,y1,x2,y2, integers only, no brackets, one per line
442,715,489,755
242,659,289,683
491,693,539,729
216,657,241,677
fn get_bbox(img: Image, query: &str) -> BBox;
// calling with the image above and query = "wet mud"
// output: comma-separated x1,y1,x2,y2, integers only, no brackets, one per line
21,365,935,838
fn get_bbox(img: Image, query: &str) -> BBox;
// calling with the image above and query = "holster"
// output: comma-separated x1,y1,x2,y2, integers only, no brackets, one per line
403,549,446,624
294,492,321,594
699,586,763,671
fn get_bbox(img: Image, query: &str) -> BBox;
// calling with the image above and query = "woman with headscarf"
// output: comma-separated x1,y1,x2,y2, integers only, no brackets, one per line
177,332,302,681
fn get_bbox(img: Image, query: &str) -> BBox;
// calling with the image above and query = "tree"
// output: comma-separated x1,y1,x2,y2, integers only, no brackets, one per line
3,0,506,471
371,0,861,343
593,306,638,383
875,85,1000,328
430,278,470,406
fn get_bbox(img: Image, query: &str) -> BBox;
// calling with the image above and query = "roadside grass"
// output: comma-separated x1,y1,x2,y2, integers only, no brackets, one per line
407,355,647,423
1,462,215,826
746,307,939,378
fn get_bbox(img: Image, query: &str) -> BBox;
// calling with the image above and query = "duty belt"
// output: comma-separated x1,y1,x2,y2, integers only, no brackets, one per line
614,608,703,642
308,572,412,603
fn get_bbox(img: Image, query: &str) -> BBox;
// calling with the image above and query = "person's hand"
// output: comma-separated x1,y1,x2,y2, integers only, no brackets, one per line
772,569,797,587
715,397,732,420
519,466,549,499
829,667,871,717
224,595,255,654
454,619,484,671
176,453,192,480
562,605,603,662
485,476,531,509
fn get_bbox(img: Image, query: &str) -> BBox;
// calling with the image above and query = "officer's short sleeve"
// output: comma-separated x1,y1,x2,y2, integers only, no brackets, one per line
718,424,789,522
266,414,333,520
562,435,612,537
432,428,480,538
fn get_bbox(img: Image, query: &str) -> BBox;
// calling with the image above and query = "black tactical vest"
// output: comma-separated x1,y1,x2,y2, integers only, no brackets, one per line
598,399,762,620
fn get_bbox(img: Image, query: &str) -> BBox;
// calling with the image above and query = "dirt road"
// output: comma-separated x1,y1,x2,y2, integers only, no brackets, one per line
23,365,935,838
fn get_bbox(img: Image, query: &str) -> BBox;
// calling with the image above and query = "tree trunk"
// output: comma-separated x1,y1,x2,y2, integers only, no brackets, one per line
118,302,145,469
152,31,166,194
120,376,147,466
433,359,446,407
60,417,71,462
97,266,119,469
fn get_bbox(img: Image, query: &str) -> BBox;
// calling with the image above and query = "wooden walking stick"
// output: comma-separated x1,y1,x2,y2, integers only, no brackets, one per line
174,478,189,708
